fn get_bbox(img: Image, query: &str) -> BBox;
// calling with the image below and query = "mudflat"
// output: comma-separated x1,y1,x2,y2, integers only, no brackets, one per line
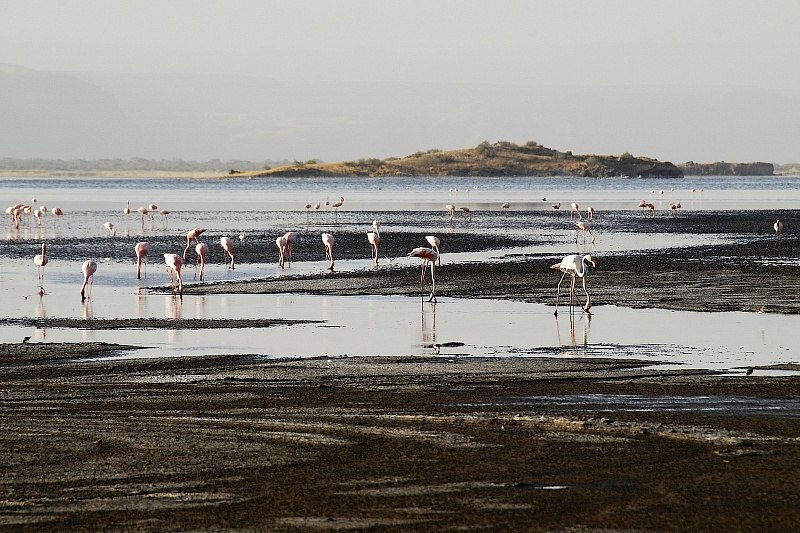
2,210,799,531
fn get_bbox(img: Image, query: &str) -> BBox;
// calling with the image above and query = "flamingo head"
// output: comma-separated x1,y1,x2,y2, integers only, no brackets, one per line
584,255,596,269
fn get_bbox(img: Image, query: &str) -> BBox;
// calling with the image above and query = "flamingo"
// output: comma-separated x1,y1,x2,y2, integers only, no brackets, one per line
408,247,439,302
500,202,510,210
587,206,595,221
283,231,297,265
33,243,48,295
103,221,116,236
134,241,150,279
194,242,208,281
574,221,595,246
220,236,235,269
551,202,561,214
124,201,131,216
331,196,344,216
276,235,288,268
570,202,581,220
80,259,97,302
425,235,441,266
148,203,158,219
183,227,207,259
367,227,380,266
459,207,473,221
322,233,335,270
446,204,456,221
159,210,171,224
164,253,184,294
136,206,149,224
550,254,595,316
774,219,783,240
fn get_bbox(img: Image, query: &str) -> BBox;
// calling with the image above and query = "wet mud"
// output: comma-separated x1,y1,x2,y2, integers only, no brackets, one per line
2,210,800,531
1,352,799,531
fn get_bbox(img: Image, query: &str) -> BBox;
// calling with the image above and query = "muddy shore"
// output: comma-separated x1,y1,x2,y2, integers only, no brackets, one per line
2,210,799,531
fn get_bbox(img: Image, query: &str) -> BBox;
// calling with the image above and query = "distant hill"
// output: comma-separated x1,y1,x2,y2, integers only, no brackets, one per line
3,64,800,164
252,141,683,178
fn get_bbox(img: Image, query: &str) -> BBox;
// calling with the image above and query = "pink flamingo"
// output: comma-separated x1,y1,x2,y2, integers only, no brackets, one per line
425,235,441,266
550,254,595,316
136,206,148,224
551,202,561,214
587,206,595,221
183,227,207,259
459,206,472,221
367,226,380,266
194,242,208,280
103,221,116,236
322,233,335,270
80,259,97,302
276,235,288,268
124,200,131,217
408,247,439,302
220,236,235,269
135,241,150,279
446,204,456,221
283,231,298,265
33,243,48,295
774,219,783,240
570,202,581,220
164,253,184,294
331,196,344,216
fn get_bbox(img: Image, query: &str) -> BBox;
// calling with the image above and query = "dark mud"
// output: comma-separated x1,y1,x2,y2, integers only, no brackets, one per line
1,351,799,531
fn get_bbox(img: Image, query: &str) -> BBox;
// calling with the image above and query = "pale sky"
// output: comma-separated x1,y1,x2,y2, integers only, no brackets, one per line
3,0,799,87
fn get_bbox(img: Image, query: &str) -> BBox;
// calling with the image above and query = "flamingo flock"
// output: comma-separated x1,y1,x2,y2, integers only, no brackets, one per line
10,185,785,323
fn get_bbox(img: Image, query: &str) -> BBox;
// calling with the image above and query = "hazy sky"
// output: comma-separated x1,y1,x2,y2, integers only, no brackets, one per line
3,0,799,87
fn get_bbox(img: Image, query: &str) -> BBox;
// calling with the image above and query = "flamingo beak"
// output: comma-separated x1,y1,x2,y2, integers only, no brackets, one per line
589,259,596,268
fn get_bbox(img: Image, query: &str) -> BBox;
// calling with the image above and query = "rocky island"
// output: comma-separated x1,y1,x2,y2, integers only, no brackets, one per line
249,141,684,178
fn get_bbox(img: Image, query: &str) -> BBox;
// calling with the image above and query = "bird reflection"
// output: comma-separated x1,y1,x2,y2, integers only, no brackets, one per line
421,298,437,351
34,294,47,341
555,312,591,348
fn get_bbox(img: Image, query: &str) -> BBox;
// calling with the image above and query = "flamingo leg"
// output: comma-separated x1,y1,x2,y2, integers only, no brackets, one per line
428,261,436,302
581,276,591,313
554,271,568,316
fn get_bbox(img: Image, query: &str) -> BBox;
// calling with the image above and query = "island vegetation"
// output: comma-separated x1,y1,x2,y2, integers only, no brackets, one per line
680,161,775,176
252,141,683,179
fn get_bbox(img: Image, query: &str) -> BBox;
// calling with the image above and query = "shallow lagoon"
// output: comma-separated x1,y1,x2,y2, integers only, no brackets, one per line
2,174,798,373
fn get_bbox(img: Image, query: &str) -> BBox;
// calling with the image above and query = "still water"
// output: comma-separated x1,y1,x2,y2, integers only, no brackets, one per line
1,174,798,372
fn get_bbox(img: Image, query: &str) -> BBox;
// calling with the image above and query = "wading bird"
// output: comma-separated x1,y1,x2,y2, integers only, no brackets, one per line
459,206,472,221
774,219,783,240
408,247,439,302
446,204,456,221
550,254,595,316
570,202,581,219
194,242,208,281
134,241,150,279
283,231,297,265
587,206,595,221
276,234,288,268
164,253,184,294
220,236,235,269
367,226,380,266
425,235,441,266
80,259,97,302
551,202,561,214
183,227,207,259
322,233,335,270
33,243,48,295
124,200,131,217
103,221,116,236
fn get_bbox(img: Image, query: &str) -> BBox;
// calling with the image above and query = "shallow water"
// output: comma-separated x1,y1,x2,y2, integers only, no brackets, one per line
2,175,798,373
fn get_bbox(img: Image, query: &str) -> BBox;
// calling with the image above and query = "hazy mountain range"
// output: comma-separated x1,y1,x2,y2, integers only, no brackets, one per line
2,64,797,164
